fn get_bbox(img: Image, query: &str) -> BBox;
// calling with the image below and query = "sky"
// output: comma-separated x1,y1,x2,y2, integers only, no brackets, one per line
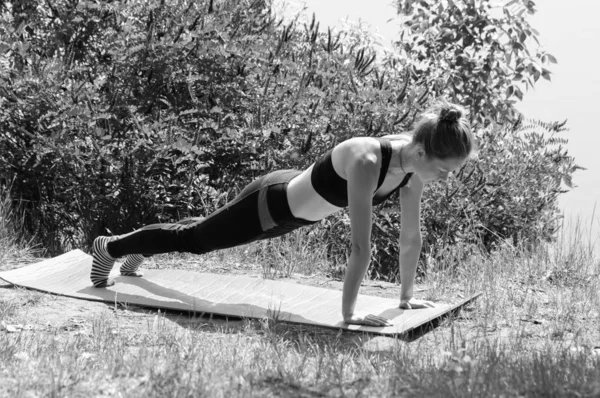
277,0,600,256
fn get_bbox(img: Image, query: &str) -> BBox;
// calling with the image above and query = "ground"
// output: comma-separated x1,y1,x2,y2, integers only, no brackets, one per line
2,254,597,354
1,253,599,397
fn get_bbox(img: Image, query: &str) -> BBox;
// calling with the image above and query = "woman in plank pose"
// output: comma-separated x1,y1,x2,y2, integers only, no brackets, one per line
91,101,474,327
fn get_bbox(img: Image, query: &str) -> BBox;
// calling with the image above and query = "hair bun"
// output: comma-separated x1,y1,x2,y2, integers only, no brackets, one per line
440,106,462,123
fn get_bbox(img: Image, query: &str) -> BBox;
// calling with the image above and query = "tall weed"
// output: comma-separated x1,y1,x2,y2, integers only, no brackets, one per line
0,183,38,270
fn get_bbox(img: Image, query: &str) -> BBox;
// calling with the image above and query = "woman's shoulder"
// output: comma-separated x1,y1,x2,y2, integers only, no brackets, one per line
335,134,411,156
336,136,388,150
380,132,412,143
339,136,379,145
334,137,381,161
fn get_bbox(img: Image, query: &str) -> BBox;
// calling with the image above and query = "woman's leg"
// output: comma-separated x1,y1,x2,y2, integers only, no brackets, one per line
90,170,306,287
119,217,203,277
91,183,265,287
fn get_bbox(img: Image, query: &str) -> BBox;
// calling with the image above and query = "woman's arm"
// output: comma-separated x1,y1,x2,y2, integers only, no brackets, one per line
341,147,391,326
398,176,435,309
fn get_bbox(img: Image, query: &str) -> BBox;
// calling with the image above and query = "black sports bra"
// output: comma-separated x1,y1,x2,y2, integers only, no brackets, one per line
310,138,413,207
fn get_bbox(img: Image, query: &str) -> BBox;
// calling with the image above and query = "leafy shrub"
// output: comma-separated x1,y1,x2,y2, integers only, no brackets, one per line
396,0,556,125
0,0,419,253
0,0,581,283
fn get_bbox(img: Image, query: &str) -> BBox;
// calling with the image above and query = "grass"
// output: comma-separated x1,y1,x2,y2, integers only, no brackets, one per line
1,187,599,397
0,183,40,270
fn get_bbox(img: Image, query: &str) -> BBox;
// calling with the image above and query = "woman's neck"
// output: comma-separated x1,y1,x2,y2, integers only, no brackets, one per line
389,141,417,174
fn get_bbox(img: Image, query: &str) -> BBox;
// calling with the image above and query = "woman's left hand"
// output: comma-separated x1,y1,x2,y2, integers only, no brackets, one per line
399,297,436,310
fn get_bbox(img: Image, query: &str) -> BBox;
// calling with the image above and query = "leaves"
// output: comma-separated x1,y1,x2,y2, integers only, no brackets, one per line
0,0,578,282
396,0,557,125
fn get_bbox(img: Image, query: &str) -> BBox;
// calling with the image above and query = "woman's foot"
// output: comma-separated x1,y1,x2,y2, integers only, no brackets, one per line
90,236,117,287
120,254,145,277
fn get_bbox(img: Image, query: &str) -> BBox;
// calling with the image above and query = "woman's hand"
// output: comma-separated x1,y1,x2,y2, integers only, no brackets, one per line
399,297,436,310
344,312,393,327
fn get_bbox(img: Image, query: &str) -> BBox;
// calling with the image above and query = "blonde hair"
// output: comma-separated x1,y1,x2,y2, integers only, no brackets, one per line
412,101,474,159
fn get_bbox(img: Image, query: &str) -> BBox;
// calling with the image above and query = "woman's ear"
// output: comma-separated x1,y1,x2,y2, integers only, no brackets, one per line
415,144,426,160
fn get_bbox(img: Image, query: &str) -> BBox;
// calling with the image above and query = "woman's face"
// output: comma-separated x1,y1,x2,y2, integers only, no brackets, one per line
415,154,467,182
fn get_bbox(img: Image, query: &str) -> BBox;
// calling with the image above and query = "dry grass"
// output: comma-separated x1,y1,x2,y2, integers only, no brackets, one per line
0,183,41,270
1,186,599,397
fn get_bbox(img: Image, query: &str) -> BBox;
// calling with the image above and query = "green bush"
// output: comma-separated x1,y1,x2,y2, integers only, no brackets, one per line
0,0,580,281
395,0,556,125
1,0,418,253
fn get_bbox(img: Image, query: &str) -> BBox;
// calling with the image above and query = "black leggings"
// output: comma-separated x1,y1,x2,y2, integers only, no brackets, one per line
106,170,318,258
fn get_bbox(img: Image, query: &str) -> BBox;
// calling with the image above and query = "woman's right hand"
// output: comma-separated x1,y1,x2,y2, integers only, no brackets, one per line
344,312,393,327
399,297,436,310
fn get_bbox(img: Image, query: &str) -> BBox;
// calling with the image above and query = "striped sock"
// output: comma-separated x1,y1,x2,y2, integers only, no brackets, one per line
90,236,117,288
120,254,145,277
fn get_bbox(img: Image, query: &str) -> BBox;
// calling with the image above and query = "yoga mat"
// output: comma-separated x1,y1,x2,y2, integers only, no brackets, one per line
0,250,480,335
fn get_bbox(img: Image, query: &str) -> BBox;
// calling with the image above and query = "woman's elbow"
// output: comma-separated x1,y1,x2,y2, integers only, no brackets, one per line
351,241,371,258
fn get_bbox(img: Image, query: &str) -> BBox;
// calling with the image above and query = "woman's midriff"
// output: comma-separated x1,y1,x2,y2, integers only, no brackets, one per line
286,164,343,222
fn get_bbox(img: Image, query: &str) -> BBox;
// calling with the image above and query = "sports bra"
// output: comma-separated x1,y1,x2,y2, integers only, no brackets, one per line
310,137,413,207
